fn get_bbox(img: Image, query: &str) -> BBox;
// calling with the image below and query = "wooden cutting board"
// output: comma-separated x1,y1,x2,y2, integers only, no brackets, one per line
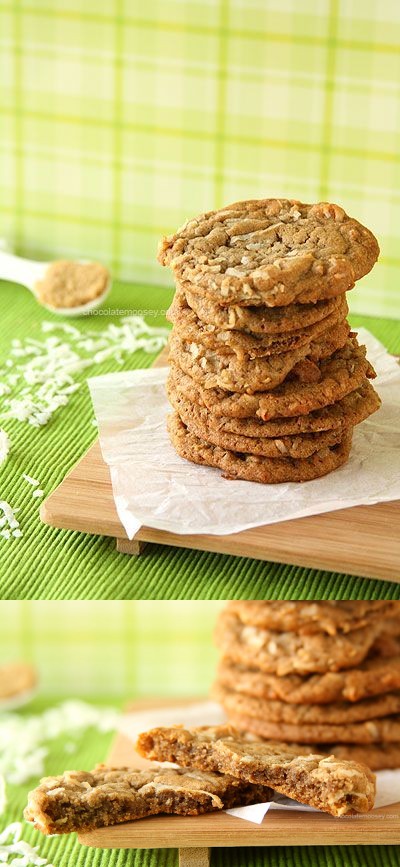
40,348,400,582
78,698,400,858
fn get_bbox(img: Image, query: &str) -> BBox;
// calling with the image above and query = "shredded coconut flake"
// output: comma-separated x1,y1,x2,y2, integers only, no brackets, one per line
0,316,168,538
0,316,169,429
22,475,40,488
0,502,21,536
0,700,118,786
0,822,54,866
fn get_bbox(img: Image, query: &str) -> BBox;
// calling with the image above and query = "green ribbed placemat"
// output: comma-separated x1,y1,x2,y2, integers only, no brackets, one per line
0,280,399,600
3,697,397,867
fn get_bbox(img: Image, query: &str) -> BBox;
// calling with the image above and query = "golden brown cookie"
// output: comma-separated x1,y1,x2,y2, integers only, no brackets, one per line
213,683,400,725
24,764,270,834
137,724,376,816
225,601,400,635
168,338,375,420
315,743,400,771
169,320,350,394
214,610,385,675
215,655,400,705
168,388,345,459
168,412,353,484
229,739,400,772
158,199,379,307
226,711,400,744
167,290,349,356
374,633,400,659
167,367,381,435
184,283,345,334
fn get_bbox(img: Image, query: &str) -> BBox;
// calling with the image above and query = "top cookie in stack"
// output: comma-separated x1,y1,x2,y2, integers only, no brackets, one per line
159,199,382,483
212,601,400,771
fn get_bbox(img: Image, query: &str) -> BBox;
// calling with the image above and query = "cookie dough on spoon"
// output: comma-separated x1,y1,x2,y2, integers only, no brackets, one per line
0,250,111,316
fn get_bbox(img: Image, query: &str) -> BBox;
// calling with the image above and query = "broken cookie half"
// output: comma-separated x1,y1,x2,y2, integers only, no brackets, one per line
136,724,376,818
24,764,272,835
24,724,376,835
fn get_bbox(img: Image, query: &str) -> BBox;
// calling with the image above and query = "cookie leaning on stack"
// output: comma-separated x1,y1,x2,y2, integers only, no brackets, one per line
159,199,382,483
212,601,400,770
137,724,376,817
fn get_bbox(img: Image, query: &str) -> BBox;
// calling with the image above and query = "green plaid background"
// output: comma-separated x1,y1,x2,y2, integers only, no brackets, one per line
1,1,399,318
0,601,224,698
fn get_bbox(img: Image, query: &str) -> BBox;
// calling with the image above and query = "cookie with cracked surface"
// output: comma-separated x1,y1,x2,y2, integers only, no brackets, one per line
24,764,271,835
158,199,379,306
168,290,349,356
168,412,353,484
230,739,400,772
167,367,381,435
137,724,376,816
169,319,350,395
213,682,400,725
214,610,384,675
257,340,377,420
168,338,375,419
215,654,400,705
168,388,345,458
225,601,400,635
184,283,345,333
226,711,400,744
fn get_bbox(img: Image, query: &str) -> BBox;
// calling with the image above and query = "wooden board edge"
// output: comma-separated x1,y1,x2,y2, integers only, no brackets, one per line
127,524,400,582
39,438,400,582
77,698,400,850
78,825,400,850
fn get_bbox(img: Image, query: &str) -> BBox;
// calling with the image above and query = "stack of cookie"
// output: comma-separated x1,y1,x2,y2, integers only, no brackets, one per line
212,601,400,770
159,199,382,483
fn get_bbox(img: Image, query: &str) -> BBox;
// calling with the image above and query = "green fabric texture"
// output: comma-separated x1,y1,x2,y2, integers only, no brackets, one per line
2,697,397,867
1,1,400,317
0,279,399,601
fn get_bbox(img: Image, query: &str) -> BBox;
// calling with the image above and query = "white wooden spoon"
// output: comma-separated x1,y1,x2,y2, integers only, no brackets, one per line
0,250,112,316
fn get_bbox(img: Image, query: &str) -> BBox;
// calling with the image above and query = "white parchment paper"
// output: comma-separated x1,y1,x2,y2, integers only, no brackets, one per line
118,700,400,824
88,328,400,538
